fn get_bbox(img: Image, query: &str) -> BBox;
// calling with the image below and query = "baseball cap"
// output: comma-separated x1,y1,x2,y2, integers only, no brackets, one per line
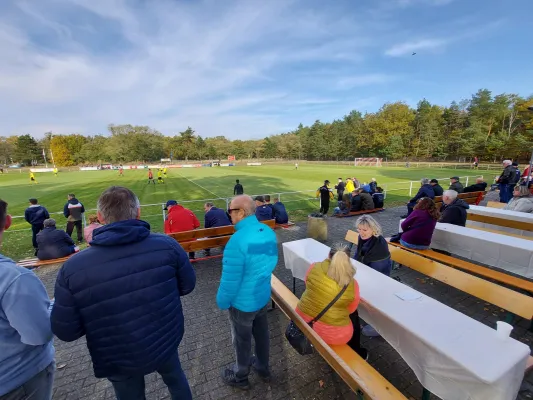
450,176,459,180
164,200,178,210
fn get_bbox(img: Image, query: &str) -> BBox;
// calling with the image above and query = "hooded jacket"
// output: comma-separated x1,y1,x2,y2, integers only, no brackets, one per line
164,205,200,233
440,198,470,226
63,198,85,222
50,220,196,378
36,227,75,260
24,205,50,226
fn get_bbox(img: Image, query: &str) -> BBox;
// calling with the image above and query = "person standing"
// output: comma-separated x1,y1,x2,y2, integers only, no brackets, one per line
0,199,56,400
234,179,244,195
345,178,355,194
63,193,85,243
157,168,165,184
118,165,124,177
295,162,298,170
51,187,196,400
53,167,58,177
497,160,518,203
317,180,334,215
164,200,200,259
334,178,345,202
24,198,50,250
473,156,479,169
147,168,155,184
218,195,278,389
29,171,38,184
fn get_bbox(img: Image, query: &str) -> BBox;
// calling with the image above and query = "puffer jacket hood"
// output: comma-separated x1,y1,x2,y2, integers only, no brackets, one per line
91,220,150,246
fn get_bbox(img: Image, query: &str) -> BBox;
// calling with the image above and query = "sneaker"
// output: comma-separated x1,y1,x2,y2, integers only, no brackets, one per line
362,324,381,338
221,368,250,390
250,356,271,383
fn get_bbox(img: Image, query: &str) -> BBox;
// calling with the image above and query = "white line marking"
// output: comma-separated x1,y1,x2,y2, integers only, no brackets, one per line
174,171,223,199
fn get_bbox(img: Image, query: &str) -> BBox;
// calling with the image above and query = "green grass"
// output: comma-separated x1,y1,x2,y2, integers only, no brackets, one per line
0,165,483,260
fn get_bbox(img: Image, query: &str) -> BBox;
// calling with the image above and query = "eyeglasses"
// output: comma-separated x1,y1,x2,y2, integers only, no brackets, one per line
227,208,242,214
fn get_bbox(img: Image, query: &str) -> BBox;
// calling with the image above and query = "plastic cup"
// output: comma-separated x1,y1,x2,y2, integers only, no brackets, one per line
496,321,513,340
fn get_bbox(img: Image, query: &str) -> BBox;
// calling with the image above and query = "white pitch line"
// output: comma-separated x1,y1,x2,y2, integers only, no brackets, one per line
174,170,223,199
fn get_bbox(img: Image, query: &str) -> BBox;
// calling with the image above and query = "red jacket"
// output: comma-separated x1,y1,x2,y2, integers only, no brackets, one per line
164,205,200,234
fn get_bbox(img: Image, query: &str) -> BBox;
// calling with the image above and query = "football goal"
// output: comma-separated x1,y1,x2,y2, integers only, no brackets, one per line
354,158,383,167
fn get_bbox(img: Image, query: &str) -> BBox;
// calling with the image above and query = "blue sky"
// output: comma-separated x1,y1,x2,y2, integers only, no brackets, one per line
0,0,531,139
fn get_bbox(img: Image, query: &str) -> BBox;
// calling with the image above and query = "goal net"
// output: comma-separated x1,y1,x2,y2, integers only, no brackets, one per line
354,158,383,167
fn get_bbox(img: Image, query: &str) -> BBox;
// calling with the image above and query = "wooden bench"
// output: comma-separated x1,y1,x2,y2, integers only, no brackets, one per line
169,219,276,261
434,191,485,208
334,208,384,218
271,275,407,400
466,225,533,241
466,213,533,233
487,201,505,209
17,255,73,269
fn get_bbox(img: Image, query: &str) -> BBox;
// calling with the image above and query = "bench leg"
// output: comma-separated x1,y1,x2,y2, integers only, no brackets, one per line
422,387,431,400
270,300,276,310
529,319,533,332
293,277,296,294
505,312,514,325
356,390,364,400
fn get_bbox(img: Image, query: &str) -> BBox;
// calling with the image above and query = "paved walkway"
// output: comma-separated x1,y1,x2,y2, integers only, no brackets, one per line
35,207,533,400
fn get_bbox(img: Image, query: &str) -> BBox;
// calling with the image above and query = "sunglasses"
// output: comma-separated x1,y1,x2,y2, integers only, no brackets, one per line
227,208,242,214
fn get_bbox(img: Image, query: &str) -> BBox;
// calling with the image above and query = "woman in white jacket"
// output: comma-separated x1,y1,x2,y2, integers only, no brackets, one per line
504,186,533,213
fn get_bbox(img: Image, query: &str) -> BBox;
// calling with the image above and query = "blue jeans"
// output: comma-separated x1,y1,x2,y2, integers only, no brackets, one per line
0,362,55,400
499,183,513,203
108,352,191,400
400,239,429,250
229,305,270,382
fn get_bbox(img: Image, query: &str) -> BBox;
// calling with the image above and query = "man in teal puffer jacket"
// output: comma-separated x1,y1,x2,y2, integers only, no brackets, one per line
217,195,278,389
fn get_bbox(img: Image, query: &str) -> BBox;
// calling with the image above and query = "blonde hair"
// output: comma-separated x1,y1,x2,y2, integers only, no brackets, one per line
514,185,532,197
355,214,382,237
88,214,100,224
327,244,356,286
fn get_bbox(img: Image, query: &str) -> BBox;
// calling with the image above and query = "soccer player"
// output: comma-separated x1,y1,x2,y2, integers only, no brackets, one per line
163,167,168,178
29,172,38,184
316,180,334,215
295,162,298,170
119,165,124,177
53,167,58,177
233,179,244,195
157,169,164,184
147,169,155,184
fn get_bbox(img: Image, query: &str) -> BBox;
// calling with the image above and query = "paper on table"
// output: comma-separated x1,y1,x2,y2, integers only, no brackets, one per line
395,291,423,301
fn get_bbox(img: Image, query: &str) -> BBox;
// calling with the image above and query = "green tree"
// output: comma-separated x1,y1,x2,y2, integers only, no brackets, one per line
13,134,40,165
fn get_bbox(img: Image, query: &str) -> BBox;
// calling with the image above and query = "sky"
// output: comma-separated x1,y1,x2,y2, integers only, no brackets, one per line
0,0,532,140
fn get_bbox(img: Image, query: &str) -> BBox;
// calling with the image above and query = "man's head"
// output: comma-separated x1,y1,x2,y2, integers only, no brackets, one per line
442,190,458,205
512,162,518,167
68,193,75,200
324,180,330,186
228,195,256,225
274,197,280,203
476,177,484,184
97,186,141,224
236,179,240,184
44,218,56,228
450,176,459,183
29,198,38,205
430,179,438,186
503,160,512,167
164,200,178,210
371,178,376,182
420,178,430,186
204,202,214,213
264,195,271,203
0,199,12,246
338,178,342,182
254,195,265,206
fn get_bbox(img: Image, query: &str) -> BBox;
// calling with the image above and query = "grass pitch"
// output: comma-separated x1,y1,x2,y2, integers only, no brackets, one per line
0,164,483,260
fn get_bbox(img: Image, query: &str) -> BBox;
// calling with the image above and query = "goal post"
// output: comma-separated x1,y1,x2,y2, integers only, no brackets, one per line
354,158,383,167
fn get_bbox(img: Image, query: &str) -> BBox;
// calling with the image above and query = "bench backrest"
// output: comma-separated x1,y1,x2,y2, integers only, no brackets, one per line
466,213,533,232
168,219,276,241
271,275,407,400
387,245,533,320
466,225,533,241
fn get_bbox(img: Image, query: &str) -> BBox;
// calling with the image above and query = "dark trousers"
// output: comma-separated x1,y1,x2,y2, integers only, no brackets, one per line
337,191,344,202
66,220,83,242
499,183,513,203
347,310,363,355
406,202,416,216
31,223,44,248
108,352,191,400
229,305,270,382
320,200,330,215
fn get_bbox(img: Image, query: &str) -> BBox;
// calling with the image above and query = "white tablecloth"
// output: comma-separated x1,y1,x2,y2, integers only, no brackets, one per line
430,223,533,278
467,205,533,238
283,238,530,400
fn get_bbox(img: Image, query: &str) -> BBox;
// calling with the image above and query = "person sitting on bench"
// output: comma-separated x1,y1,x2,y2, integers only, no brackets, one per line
36,218,77,261
334,194,351,216
350,191,361,212
402,178,435,218
372,187,384,208
504,185,533,213
353,215,391,338
272,198,289,224
439,190,469,226
254,196,273,221
359,189,374,211
463,177,488,193
296,244,367,359
400,198,439,250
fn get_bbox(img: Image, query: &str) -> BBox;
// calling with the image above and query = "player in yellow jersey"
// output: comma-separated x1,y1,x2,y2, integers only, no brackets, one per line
157,169,164,184
163,167,168,178
29,172,38,184
53,167,58,177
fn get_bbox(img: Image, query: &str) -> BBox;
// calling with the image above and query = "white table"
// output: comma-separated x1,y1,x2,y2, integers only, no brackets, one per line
283,238,530,400
467,205,533,238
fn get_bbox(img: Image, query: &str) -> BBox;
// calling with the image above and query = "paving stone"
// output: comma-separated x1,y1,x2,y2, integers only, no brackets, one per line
32,206,533,399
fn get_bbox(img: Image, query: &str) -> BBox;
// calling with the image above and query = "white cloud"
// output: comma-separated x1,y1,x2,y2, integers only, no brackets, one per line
384,39,448,57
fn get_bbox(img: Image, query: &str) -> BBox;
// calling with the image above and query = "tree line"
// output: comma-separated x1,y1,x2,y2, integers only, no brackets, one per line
1,88,532,167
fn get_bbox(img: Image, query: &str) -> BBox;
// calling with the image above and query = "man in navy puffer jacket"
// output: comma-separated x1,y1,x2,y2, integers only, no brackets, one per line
51,186,196,400
402,178,435,218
